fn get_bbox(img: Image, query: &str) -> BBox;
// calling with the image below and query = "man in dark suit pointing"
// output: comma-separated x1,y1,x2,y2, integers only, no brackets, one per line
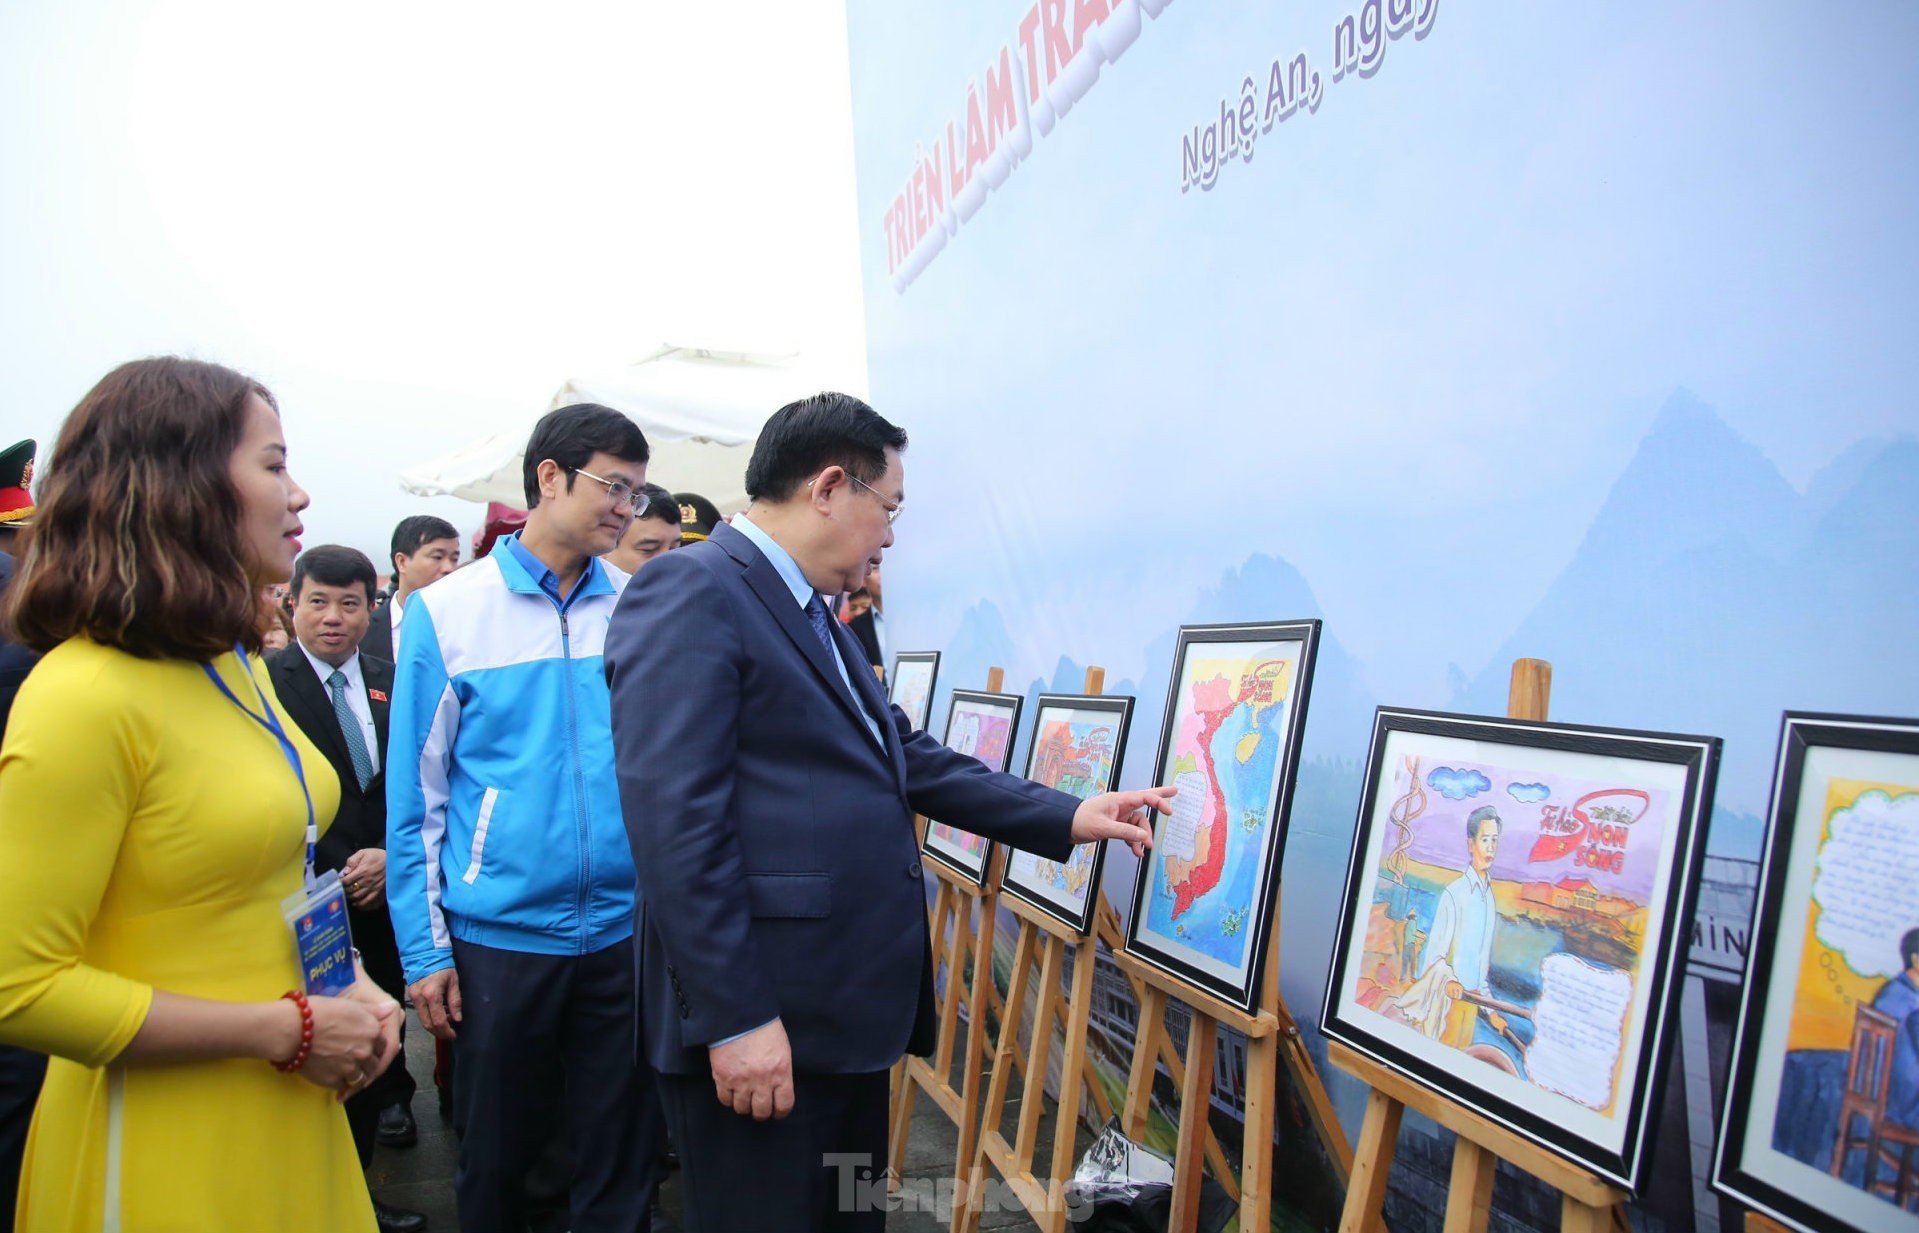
269,545,426,1233
605,393,1171,1232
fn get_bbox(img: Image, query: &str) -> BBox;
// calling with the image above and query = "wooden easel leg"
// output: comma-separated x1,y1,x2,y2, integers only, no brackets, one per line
889,1063,921,1182
1120,984,1167,1142
933,886,965,1077
1336,1091,1405,1233
957,921,1039,1233
1442,1139,1497,1233
887,1059,904,1191
1169,1013,1220,1233
952,892,996,1228
895,882,958,1181
1080,1057,1115,1127
1239,1030,1277,1233
1012,938,1066,1165
1042,938,1098,1233
1561,1195,1617,1233
1279,1025,1357,1182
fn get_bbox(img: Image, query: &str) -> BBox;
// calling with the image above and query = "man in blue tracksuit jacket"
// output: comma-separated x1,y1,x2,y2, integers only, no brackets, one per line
387,404,664,1233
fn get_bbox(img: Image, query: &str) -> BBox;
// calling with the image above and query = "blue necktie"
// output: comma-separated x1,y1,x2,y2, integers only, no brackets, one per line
327,669,375,790
809,595,881,741
805,594,838,659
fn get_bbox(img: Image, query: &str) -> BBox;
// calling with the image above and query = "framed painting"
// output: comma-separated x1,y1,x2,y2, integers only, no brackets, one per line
1714,713,1919,1233
921,689,1024,886
889,650,941,733
1001,693,1137,935
1123,620,1320,1013
1321,707,1721,1192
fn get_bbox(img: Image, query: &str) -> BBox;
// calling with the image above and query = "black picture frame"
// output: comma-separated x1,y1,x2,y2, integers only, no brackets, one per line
1000,692,1137,936
920,688,1025,887
1320,707,1721,1193
1122,619,1320,1013
888,650,941,733
1713,712,1919,1233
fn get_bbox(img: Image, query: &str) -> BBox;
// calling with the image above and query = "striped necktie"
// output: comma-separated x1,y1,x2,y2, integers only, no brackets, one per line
326,669,375,790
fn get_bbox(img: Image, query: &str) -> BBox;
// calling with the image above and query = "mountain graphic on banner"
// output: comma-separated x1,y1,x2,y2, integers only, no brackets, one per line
1452,388,1919,846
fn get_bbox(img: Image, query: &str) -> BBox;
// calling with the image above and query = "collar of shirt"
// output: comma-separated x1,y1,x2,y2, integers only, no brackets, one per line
299,641,364,692
387,589,407,632
502,530,596,610
1463,866,1491,895
733,511,815,610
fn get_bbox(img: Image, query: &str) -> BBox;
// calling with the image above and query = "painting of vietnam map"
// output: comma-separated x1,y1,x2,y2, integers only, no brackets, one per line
1002,693,1136,934
1126,621,1321,1011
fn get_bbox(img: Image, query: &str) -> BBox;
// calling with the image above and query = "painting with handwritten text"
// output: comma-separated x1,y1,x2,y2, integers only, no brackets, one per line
1715,714,1919,1233
1123,621,1321,1013
1323,708,1720,1191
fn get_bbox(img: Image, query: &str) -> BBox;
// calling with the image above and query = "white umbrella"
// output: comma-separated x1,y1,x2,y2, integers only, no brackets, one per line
398,344,867,512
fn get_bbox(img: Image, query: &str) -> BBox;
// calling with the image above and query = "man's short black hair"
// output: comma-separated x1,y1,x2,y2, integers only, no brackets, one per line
744,392,908,503
522,404,650,508
1466,806,1503,842
292,544,378,604
635,483,680,525
1902,927,1919,972
390,515,459,571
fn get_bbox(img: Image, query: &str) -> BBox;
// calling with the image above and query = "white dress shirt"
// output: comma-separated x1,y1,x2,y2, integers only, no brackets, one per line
387,591,408,645
298,643,381,777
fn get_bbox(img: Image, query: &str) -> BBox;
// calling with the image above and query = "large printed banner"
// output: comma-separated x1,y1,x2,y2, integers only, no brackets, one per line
846,3,1919,1229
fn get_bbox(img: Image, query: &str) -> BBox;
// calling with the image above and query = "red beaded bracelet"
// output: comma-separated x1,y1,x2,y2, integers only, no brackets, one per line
272,989,314,1073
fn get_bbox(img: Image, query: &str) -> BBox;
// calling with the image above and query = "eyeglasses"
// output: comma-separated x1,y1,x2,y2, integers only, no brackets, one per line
846,473,903,525
570,467,649,515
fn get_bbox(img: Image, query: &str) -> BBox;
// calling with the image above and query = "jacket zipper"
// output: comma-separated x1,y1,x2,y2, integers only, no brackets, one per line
559,607,592,954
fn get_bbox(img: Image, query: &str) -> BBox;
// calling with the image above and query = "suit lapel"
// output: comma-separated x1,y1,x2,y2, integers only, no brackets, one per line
362,655,393,788
717,525,887,753
271,651,354,784
836,618,908,790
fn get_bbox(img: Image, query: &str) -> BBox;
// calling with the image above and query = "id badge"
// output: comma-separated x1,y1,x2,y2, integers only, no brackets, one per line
281,870,357,996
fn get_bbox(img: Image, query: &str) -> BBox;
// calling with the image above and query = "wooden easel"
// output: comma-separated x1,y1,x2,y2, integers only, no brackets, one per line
1109,781,1358,1232
957,665,1113,1233
889,667,1010,1202
1332,658,1635,1233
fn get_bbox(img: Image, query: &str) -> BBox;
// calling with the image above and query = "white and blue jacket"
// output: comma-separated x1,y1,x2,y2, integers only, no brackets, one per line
385,534,636,985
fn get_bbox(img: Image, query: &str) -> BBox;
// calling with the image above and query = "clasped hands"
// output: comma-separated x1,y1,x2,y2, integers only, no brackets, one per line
295,970,402,1101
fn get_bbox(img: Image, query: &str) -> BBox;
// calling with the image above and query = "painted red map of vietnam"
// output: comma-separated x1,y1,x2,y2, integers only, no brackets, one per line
1163,672,1240,917
1160,658,1289,919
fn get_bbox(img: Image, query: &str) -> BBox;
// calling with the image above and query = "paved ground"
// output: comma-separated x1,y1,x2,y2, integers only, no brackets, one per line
366,1022,1068,1231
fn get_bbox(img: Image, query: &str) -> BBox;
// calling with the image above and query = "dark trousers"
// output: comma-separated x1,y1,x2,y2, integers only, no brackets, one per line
0,1046,46,1233
344,905,418,1169
451,937,666,1233
344,1026,417,1168
658,1068,889,1233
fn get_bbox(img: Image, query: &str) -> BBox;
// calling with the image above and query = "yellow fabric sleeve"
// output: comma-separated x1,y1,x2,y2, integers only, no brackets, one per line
0,646,156,1065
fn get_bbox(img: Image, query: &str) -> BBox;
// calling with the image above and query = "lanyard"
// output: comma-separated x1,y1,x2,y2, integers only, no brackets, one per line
201,645,318,889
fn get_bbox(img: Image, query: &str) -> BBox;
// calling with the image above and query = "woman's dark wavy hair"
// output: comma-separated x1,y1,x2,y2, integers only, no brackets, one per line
6,357,276,660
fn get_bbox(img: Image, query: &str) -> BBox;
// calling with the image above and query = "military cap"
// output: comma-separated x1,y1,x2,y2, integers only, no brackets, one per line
674,492,722,543
0,440,35,526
